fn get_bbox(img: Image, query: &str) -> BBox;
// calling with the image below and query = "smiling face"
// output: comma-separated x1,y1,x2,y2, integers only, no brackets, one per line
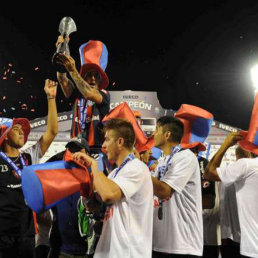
5,124,25,148
102,129,120,163
84,69,102,89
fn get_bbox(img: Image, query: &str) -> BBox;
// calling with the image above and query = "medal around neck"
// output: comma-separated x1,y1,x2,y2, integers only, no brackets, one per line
52,17,77,73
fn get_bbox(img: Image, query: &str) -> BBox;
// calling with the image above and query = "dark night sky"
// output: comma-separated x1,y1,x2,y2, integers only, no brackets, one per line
0,0,257,129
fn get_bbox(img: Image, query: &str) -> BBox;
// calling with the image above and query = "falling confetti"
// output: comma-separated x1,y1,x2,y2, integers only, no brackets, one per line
3,77,7,80
112,82,116,86
11,107,15,110
31,109,35,112
34,67,39,71
8,64,13,67
3,96,6,100
21,104,28,110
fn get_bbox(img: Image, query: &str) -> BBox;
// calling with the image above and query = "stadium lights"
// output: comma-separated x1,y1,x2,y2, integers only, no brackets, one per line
250,65,258,95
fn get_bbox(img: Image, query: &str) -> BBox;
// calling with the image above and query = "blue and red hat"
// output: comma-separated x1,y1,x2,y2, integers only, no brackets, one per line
238,94,258,155
79,40,109,89
0,117,30,148
175,104,213,152
21,150,93,213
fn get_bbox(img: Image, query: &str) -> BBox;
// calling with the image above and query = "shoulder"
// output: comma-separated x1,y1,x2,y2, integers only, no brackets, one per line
123,158,150,176
233,157,258,172
127,158,148,169
231,157,250,169
46,151,65,162
172,149,197,163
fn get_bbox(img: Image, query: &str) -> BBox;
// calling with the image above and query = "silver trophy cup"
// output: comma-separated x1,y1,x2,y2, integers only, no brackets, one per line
52,17,77,73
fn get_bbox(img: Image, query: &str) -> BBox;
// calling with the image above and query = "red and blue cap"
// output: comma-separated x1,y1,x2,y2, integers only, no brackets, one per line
0,117,30,148
79,40,109,89
175,104,213,152
238,94,258,155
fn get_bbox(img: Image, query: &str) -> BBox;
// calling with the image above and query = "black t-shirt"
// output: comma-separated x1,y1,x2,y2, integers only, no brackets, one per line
198,156,215,197
0,153,35,237
70,88,110,148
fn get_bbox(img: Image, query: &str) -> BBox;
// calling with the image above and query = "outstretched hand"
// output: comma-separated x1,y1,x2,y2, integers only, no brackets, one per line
44,79,58,98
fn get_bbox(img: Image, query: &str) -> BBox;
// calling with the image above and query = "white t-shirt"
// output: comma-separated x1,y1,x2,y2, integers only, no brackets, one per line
152,149,203,256
219,182,240,243
217,157,258,257
94,158,153,258
203,182,221,246
21,141,42,164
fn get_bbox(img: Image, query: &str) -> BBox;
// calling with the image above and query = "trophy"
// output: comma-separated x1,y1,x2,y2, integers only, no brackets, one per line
52,17,77,73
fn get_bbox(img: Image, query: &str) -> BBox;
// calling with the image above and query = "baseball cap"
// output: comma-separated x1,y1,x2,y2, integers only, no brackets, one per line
65,136,90,154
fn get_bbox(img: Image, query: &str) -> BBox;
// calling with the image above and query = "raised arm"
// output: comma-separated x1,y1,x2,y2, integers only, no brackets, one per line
55,36,74,98
204,132,243,181
56,72,74,98
39,79,58,155
55,53,103,103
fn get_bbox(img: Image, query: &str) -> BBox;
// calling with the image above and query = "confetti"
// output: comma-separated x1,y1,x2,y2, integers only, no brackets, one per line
11,107,15,110
31,109,35,112
8,64,13,67
21,104,28,110
3,96,6,100
34,67,39,71
112,82,116,86
3,77,7,80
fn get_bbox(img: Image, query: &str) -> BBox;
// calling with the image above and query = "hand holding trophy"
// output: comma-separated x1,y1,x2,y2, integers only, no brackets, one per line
52,17,77,73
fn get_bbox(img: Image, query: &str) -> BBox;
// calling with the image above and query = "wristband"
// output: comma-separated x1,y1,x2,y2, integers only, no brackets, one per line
47,96,55,99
